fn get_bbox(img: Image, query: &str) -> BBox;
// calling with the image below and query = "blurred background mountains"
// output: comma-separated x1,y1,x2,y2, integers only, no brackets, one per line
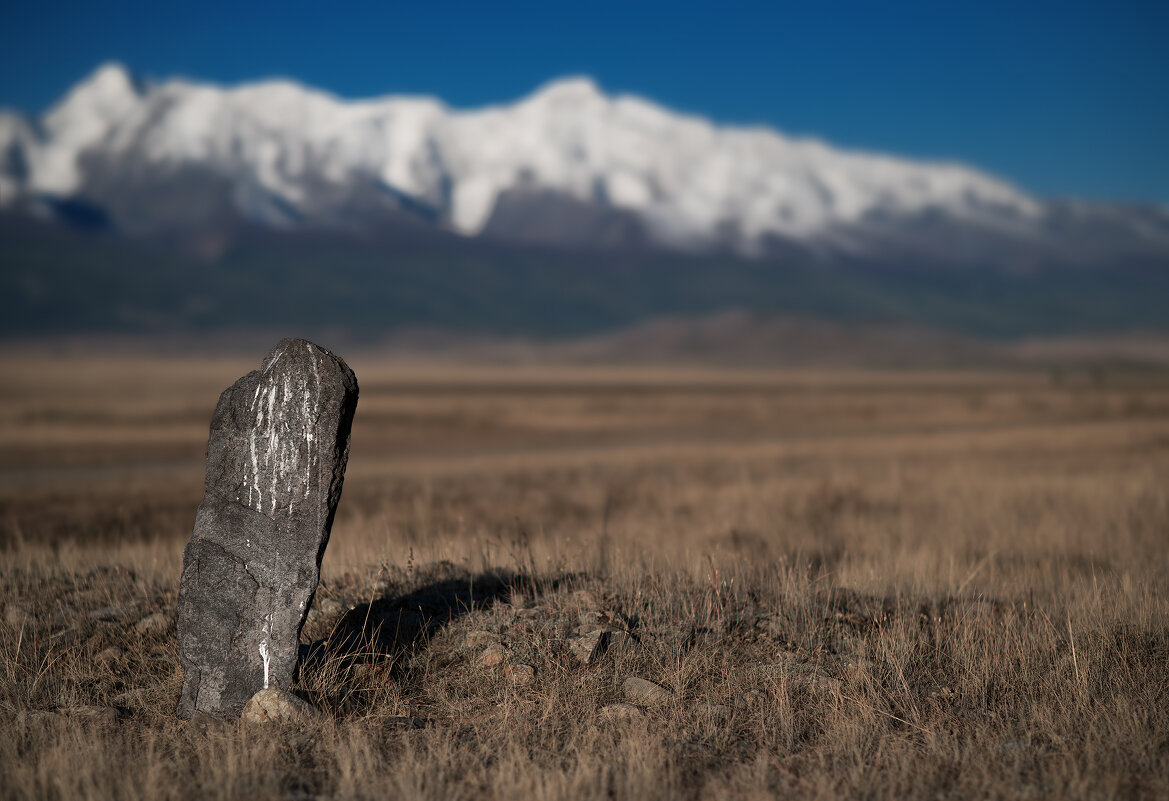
2,62,1167,363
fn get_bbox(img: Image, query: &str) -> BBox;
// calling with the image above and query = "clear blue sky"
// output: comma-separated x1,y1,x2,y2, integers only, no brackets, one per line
2,0,1166,203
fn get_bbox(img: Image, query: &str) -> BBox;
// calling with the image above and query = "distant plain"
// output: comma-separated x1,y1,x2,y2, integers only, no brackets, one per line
1,351,1167,799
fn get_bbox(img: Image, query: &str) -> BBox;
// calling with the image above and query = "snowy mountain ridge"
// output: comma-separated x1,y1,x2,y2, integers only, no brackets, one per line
1,63,1166,264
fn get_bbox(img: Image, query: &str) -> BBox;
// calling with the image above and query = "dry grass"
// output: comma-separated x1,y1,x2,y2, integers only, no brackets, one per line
1,353,1167,800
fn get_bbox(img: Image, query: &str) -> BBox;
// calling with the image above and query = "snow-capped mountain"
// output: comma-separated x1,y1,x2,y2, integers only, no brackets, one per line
2,63,1167,265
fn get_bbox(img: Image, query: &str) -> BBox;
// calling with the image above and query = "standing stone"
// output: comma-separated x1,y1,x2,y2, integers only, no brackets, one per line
176,338,358,719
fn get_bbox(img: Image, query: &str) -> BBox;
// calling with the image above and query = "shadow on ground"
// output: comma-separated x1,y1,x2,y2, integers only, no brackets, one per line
297,564,583,681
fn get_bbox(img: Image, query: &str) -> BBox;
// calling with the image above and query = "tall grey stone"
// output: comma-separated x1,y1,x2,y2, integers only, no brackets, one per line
176,338,358,719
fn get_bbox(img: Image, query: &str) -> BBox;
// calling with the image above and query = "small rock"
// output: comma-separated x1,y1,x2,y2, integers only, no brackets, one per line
479,642,509,668
504,663,536,685
95,646,124,665
465,630,501,649
4,603,33,628
599,703,645,724
89,605,132,622
623,676,671,707
570,629,608,665
135,612,171,636
241,688,310,724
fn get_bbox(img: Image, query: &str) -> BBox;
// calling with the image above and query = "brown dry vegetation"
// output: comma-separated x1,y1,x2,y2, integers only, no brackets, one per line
1,352,1168,800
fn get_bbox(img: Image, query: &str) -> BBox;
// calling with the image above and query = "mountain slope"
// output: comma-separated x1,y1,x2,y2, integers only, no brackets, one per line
4,216,1167,342
4,63,1167,265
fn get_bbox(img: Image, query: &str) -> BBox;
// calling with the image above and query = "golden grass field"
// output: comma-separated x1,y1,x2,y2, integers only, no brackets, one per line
1,351,1167,800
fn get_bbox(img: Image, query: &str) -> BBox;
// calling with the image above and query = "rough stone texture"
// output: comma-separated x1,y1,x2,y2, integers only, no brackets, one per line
623,676,671,707
504,663,536,685
570,629,608,664
479,642,509,667
241,688,310,724
176,339,358,719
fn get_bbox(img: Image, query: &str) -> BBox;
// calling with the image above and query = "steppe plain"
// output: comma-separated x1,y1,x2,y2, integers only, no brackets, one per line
1,351,1167,800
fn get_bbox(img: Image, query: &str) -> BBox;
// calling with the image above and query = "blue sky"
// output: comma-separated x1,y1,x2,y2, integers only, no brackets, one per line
2,0,1166,203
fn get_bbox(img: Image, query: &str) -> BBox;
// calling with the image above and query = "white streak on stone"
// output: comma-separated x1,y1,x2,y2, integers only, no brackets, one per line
258,613,272,689
248,431,259,510
246,382,263,509
241,345,331,519
306,345,319,499
267,384,278,516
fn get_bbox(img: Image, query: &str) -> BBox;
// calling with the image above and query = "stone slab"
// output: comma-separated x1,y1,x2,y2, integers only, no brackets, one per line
176,338,358,719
